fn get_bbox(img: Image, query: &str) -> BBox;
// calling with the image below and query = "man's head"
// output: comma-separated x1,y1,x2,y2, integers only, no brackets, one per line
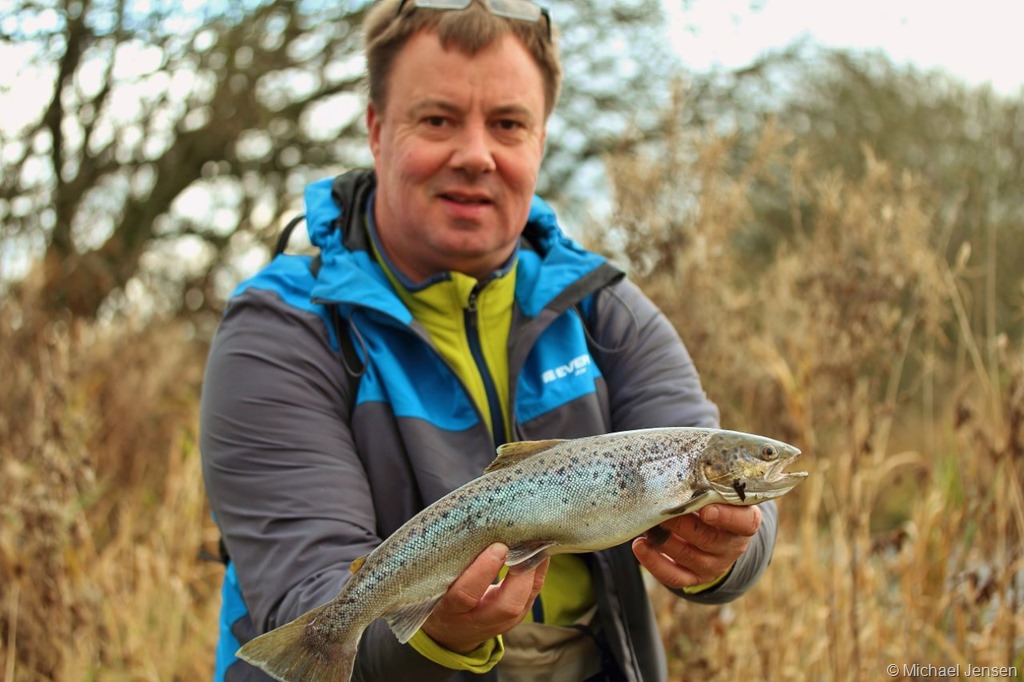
364,0,561,120
362,0,561,282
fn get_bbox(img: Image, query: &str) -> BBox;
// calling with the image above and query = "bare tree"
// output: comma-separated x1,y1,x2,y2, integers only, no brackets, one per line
1,0,680,322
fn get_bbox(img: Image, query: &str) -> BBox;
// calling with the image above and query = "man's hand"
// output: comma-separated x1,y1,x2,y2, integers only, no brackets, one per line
421,543,549,654
631,504,761,590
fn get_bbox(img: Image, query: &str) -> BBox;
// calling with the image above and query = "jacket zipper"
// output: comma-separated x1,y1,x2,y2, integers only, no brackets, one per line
465,287,508,447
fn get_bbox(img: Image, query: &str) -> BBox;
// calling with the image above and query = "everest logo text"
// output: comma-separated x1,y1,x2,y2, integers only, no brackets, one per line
542,355,591,384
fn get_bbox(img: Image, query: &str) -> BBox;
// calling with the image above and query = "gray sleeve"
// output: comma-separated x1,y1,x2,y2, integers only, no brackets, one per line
588,277,778,603
589,278,720,430
200,288,457,681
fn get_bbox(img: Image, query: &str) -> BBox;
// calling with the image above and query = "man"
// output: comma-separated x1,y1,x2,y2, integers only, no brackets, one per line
200,1,779,680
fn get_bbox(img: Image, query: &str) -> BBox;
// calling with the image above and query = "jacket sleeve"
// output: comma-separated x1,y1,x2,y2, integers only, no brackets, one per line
200,286,463,682
588,277,778,604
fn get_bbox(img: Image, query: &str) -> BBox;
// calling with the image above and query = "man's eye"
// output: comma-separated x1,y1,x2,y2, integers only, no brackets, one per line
497,119,525,131
424,116,447,127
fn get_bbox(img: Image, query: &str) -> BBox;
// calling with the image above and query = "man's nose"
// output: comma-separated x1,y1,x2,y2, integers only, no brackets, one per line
450,122,497,176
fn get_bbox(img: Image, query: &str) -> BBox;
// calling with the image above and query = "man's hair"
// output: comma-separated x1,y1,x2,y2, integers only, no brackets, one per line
363,0,561,119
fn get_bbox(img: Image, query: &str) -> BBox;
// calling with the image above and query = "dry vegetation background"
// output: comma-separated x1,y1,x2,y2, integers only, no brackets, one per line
2,117,1023,679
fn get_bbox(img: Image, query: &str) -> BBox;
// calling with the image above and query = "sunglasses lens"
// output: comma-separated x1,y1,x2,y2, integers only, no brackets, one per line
397,0,550,41
488,0,541,21
402,0,472,11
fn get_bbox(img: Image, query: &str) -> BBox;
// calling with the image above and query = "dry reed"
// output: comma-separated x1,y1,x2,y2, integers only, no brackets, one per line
0,309,221,681
602,108,1024,680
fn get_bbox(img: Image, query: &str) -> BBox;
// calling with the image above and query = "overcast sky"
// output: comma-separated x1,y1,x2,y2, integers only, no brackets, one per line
665,0,1024,94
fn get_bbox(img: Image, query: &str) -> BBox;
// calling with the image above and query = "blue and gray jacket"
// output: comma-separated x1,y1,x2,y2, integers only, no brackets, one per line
200,169,778,681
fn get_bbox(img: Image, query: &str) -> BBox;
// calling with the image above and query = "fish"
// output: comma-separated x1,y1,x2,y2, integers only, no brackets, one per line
236,426,806,682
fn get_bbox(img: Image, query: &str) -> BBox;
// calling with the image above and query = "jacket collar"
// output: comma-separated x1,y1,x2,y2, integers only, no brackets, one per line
306,169,621,319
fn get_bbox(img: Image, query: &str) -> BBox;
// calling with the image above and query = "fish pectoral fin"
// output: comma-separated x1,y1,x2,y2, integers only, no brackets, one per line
662,489,712,516
643,525,672,547
349,555,367,574
385,594,444,644
505,541,556,574
484,440,566,473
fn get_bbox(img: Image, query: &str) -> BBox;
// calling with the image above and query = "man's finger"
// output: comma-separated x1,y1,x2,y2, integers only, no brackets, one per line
445,543,508,613
697,504,762,536
488,557,549,615
631,536,699,589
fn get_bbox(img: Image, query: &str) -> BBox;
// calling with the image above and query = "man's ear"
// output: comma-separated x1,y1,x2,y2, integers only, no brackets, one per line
367,102,382,160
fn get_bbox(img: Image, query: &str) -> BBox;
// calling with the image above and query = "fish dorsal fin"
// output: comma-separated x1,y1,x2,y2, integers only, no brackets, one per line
349,555,367,574
385,594,444,644
484,439,566,473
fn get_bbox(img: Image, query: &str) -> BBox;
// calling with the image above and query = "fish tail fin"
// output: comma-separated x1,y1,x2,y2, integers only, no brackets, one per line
237,602,358,682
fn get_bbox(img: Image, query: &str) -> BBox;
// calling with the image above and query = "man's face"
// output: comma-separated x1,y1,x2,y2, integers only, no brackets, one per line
368,29,547,282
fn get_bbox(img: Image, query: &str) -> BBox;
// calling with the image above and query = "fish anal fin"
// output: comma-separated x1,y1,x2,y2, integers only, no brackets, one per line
505,541,556,574
385,595,444,644
662,489,712,517
484,440,566,473
349,555,367,574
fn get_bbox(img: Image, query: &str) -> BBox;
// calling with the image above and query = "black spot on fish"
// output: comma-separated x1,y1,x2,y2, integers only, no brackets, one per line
732,479,747,502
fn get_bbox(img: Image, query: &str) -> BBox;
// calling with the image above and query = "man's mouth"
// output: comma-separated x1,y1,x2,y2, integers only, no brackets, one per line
440,193,492,206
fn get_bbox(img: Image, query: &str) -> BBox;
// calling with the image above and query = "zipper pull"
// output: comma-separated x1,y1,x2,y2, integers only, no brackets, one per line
466,288,480,319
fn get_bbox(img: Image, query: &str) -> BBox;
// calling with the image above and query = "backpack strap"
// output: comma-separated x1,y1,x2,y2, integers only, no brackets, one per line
309,253,364,379
277,214,365,379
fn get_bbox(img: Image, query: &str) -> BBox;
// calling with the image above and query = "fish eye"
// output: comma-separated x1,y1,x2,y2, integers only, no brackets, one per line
761,445,778,460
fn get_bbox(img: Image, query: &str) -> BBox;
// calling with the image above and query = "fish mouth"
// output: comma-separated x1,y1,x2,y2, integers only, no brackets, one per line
707,454,808,502
764,458,807,485
759,452,808,492
760,470,809,492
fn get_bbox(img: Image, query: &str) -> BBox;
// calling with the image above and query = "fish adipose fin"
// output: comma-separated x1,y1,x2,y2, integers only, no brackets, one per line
237,601,356,682
505,541,556,574
485,440,566,473
385,594,444,644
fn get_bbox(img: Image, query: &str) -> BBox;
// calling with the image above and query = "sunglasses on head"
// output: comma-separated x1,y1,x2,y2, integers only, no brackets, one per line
395,0,552,41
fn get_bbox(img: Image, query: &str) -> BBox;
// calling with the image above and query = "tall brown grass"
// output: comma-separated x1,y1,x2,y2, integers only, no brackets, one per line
1,114,1021,680
602,111,1024,679
0,308,222,681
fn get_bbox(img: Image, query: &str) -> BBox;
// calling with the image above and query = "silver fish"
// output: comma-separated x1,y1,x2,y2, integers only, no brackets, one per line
237,427,806,681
